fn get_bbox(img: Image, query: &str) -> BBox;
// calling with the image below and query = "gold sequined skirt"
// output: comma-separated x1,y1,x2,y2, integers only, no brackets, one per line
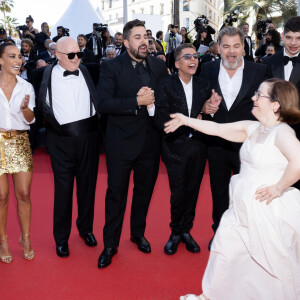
0,131,33,176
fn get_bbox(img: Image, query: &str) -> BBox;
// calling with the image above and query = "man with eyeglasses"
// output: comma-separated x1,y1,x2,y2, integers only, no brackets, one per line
200,27,267,250
37,37,100,258
154,43,220,255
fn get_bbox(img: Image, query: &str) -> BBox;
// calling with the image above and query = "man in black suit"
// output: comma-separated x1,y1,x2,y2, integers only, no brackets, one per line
35,22,51,54
114,32,126,56
198,41,220,72
97,19,168,268
37,37,100,258
242,23,254,62
38,40,55,64
86,23,103,60
77,34,97,63
200,27,267,249
264,16,300,189
154,44,220,255
264,16,300,105
20,38,38,82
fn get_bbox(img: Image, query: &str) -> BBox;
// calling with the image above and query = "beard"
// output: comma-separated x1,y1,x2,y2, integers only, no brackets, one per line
221,54,242,70
129,44,148,60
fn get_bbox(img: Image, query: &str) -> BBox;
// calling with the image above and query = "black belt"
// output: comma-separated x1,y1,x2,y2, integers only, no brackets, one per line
59,115,98,137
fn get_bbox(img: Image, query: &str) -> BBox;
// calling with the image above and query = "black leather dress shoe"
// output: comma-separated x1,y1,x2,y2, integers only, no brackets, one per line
130,235,151,253
56,243,70,257
208,236,214,251
79,232,97,247
164,234,181,255
98,248,118,268
181,233,200,253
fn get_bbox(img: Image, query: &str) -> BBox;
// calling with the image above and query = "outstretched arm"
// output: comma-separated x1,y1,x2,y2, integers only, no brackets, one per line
164,113,254,143
256,125,300,204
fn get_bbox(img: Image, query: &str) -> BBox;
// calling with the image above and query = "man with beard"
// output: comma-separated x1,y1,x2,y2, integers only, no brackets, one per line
114,32,126,56
200,27,267,250
97,19,168,268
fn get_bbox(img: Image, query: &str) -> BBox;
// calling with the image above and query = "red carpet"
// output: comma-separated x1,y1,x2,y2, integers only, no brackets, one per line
2,149,213,300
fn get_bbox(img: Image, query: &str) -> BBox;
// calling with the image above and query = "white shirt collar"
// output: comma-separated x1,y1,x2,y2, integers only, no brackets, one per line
179,76,193,87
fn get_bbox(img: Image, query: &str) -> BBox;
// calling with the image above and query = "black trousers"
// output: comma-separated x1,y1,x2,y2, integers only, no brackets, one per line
208,146,240,233
47,130,100,245
103,134,160,248
165,140,207,235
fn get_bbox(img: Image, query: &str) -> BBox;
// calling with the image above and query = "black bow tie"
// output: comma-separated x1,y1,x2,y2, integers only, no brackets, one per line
63,70,79,77
115,47,121,50
284,56,298,67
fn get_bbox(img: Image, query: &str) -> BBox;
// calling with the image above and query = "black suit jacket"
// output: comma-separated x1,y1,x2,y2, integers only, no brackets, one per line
200,59,267,151
85,32,102,58
23,52,38,82
35,32,49,54
38,50,51,62
36,61,99,134
264,49,300,96
97,51,168,160
154,74,210,165
244,36,254,61
82,48,97,63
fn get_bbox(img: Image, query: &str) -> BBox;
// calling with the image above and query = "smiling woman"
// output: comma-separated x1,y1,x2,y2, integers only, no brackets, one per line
0,42,36,264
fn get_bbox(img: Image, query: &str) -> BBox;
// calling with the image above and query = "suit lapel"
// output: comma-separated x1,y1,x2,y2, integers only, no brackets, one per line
289,55,300,85
79,64,98,110
210,61,227,111
271,50,284,79
174,75,189,116
230,60,254,110
191,77,201,118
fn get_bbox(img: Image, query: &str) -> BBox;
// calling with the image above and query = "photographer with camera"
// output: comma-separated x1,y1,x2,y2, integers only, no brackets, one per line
86,23,108,60
164,24,182,72
193,16,215,50
220,11,238,30
17,16,39,45
255,29,282,57
35,22,51,55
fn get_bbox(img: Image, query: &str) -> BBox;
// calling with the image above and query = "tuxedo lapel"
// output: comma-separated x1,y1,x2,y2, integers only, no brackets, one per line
191,77,201,118
174,75,189,116
289,55,300,85
230,61,254,110
79,64,98,111
271,50,284,79
210,61,227,111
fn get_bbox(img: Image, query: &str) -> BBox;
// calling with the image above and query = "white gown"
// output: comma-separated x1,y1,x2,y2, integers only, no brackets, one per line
202,122,300,300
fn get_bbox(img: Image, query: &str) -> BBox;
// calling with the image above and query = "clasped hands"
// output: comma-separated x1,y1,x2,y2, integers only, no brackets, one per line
201,89,222,115
137,86,155,109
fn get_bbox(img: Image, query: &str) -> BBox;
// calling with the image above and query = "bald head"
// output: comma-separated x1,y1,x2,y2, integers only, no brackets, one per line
56,37,81,71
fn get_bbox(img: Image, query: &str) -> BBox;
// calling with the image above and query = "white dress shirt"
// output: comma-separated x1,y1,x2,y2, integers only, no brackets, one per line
179,77,193,116
164,32,182,53
46,63,95,125
219,59,244,110
284,48,299,81
0,76,35,130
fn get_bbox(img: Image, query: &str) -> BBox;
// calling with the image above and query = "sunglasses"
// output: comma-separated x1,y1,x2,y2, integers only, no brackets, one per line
57,51,83,59
177,53,200,61
25,21,30,23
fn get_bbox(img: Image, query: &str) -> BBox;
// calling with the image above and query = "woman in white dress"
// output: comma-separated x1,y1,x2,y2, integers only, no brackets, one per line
164,78,300,300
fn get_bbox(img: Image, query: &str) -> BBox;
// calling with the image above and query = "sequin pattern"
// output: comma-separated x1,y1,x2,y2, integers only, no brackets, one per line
0,132,33,176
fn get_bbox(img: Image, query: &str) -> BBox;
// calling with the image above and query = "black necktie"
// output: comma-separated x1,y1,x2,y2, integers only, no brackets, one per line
63,70,79,77
284,56,298,67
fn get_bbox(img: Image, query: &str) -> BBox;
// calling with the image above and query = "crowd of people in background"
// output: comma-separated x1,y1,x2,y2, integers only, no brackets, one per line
1,12,300,300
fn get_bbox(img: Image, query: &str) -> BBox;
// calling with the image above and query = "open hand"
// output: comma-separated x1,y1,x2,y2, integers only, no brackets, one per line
255,185,282,205
164,113,188,133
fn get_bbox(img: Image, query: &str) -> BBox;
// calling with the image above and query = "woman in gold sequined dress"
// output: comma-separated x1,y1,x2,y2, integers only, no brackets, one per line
0,43,35,263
